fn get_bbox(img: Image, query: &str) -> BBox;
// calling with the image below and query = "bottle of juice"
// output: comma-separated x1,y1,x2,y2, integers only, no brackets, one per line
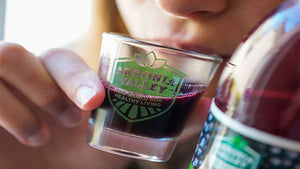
189,0,300,168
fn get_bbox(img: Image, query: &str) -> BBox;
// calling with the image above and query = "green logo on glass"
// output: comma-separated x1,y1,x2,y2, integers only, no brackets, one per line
108,51,185,123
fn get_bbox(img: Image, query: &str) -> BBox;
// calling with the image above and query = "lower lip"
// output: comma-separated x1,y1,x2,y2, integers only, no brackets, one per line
153,39,228,59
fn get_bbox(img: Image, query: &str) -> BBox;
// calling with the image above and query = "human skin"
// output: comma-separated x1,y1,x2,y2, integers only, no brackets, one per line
116,0,284,57
115,0,285,139
0,0,285,168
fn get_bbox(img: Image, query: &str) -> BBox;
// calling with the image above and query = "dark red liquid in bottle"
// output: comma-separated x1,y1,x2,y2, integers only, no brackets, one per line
190,1,300,168
215,33,300,141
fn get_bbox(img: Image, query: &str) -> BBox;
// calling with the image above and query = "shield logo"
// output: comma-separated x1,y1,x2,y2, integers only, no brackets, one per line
107,51,185,123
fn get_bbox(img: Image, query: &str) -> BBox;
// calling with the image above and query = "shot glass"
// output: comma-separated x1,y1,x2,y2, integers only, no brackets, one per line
86,33,222,162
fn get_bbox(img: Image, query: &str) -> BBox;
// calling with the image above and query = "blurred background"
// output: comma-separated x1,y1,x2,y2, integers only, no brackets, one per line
0,0,5,40
1,0,93,54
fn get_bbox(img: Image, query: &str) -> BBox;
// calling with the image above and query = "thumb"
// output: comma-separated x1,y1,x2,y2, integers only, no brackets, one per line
39,48,105,110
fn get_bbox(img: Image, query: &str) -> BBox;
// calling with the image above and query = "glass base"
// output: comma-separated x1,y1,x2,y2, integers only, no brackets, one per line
86,124,178,162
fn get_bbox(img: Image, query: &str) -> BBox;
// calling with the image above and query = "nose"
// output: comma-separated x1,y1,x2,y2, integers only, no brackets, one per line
155,0,227,18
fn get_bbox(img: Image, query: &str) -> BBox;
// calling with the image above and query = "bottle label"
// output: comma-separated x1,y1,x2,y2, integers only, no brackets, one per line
190,100,300,169
108,51,185,122
208,135,261,169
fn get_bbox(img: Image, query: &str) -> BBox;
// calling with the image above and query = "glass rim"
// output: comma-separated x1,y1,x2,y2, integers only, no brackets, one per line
103,32,223,63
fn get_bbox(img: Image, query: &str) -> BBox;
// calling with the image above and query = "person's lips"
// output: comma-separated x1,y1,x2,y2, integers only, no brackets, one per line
152,38,228,59
176,42,217,56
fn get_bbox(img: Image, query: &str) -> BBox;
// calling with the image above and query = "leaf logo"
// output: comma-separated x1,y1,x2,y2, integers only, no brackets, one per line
135,51,167,68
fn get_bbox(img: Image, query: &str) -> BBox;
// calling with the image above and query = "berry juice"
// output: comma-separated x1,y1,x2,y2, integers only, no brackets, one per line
191,39,300,169
86,33,222,161
190,0,300,168
90,81,206,139
215,32,300,141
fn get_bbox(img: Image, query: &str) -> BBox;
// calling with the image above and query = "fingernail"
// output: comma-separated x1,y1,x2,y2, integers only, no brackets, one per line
27,128,49,147
59,108,83,127
75,86,97,108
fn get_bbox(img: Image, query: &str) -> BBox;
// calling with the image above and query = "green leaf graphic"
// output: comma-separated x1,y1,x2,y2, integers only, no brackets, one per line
135,53,146,67
147,51,156,67
151,59,167,68
135,51,167,68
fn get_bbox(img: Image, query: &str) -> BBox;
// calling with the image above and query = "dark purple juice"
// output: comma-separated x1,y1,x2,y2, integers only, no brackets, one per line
191,32,300,169
191,2,300,168
215,34,300,141
91,82,206,138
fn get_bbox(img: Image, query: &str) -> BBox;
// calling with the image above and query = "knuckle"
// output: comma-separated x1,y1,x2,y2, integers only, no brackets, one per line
39,48,71,61
37,87,68,116
38,87,61,107
0,42,28,73
17,120,41,138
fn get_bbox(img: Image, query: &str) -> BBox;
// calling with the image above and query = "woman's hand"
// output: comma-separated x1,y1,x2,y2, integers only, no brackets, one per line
0,41,104,146
0,41,131,169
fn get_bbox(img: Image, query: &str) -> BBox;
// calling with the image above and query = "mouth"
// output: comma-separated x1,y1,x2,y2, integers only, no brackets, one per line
152,38,229,59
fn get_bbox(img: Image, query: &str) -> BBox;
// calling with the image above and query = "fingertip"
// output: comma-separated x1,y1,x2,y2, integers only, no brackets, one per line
58,106,83,128
21,123,51,147
75,83,105,110
39,48,71,61
75,85,97,109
